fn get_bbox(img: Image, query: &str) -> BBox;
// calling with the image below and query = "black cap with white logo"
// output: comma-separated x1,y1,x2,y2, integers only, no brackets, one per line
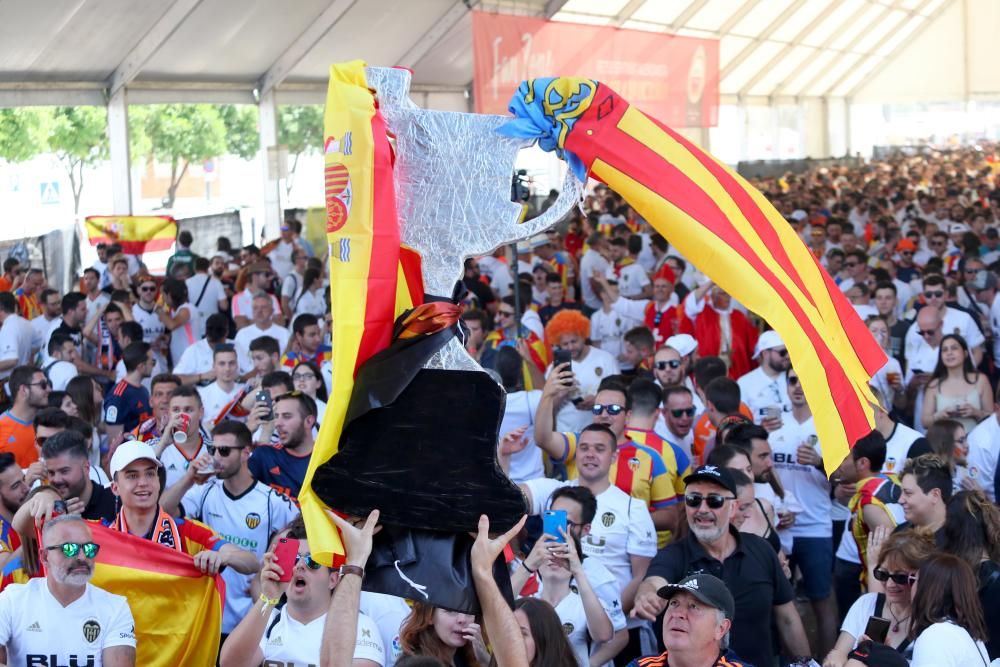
657,573,736,620
683,464,738,496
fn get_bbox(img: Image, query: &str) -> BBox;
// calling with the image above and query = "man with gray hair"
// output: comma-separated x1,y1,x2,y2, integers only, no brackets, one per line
0,514,136,666
626,573,750,667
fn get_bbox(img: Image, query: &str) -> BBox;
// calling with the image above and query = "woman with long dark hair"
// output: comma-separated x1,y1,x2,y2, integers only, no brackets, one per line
157,277,199,369
513,598,578,667
292,360,328,424
908,553,989,666
940,490,1000,660
399,602,485,667
925,418,980,492
921,334,991,432
65,375,103,467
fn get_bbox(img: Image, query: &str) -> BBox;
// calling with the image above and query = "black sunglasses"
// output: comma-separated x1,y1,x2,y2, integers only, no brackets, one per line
592,404,624,416
788,375,800,386
917,328,939,337
655,360,681,370
873,567,917,586
29,380,50,390
923,290,944,298
139,285,157,292
670,407,696,418
684,492,734,509
206,444,245,457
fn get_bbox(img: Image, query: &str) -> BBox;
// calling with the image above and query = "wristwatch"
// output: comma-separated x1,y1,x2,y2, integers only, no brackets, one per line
339,564,364,579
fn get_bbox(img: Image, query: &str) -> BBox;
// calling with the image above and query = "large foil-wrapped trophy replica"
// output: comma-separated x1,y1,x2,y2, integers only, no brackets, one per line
299,61,887,613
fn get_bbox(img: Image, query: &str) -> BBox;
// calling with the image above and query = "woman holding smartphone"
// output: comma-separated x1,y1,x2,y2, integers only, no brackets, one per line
823,530,935,667
921,334,991,433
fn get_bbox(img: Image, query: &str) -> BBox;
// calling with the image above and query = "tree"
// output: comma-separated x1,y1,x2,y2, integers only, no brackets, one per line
130,104,228,209
45,106,109,215
0,108,45,163
218,104,259,160
278,105,323,198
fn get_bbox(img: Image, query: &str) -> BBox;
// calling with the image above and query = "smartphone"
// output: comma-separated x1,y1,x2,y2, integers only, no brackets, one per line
553,348,572,369
543,510,568,543
255,390,274,421
864,616,891,644
273,537,300,582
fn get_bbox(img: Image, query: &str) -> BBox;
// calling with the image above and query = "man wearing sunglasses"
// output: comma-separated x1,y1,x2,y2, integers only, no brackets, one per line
0,514,136,667
904,273,984,367
161,421,297,638
220,518,385,667
837,249,870,295
736,330,791,430
634,465,811,667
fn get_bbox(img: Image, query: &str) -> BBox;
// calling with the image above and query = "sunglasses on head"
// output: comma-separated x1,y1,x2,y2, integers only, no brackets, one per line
591,403,624,416
872,567,917,586
206,444,245,457
655,360,681,370
46,542,100,559
924,290,944,298
670,407,696,418
684,492,734,509
295,553,323,570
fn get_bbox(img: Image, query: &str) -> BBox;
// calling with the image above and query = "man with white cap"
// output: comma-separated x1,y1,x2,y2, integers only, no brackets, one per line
626,573,752,667
736,330,791,431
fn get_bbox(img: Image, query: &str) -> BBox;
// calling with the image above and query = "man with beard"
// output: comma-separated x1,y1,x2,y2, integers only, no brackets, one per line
0,453,29,563
40,430,117,523
633,465,810,667
152,385,210,489
0,515,136,666
462,257,497,311
659,386,696,462
161,421,297,639
0,366,50,467
681,282,758,379
248,392,316,501
29,289,61,360
736,330,791,427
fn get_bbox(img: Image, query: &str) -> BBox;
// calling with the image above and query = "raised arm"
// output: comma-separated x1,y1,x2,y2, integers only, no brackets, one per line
470,514,529,667
533,364,574,460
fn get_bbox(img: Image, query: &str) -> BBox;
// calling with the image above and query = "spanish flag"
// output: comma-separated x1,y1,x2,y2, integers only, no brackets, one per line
2,523,223,667
85,215,177,254
503,79,885,474
299,61,422,566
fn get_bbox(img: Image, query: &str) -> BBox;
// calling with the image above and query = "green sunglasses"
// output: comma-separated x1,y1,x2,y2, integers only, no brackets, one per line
45,542,100,559
296,553,322,570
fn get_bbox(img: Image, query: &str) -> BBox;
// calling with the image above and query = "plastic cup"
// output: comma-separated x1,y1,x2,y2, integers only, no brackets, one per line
174,413,191,444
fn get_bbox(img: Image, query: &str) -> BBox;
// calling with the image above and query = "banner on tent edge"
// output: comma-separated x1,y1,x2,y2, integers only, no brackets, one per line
472,10,719,128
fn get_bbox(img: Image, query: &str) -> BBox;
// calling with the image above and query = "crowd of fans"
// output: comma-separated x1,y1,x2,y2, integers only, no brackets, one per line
0,146,999,666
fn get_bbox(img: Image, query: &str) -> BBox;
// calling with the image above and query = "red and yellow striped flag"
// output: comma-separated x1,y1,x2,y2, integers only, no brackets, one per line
300,61,423,566
504,79,885,473
85,215,177,254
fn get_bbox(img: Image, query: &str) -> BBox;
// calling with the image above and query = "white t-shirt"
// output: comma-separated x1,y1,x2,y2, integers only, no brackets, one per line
131,303,165,344
905,306,984,360
540,589,591,666
967,415,1000,501
281,272,305,310
589,308,631,362
500,390,544,484
883,422,925,476
359,591,411,666
183,479,298,633
185,273,226,324
769,415,831,538
174,338,252,377
911,621,990,667
234,323,290,357
268,241,297,280
616,263,650,299
0,314,34,378
736,367,791,420
30,316,59,357
197,382,244,429
168,304,201,368
159,439,209,491
552,346,621,434
294,289,327,319
579,250,611,310
44,359,78,392
0,578,136,667
260,607,384,666
840,592,879,648
523,478,657,599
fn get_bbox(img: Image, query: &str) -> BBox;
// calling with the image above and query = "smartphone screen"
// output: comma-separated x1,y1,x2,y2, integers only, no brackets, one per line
273,537,300,582
543,510,568,543
864,616,890,644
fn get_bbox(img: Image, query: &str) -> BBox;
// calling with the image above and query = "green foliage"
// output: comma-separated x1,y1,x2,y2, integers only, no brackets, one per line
278,105,323,155
47,106,109,165
0,108,45,163
218,104,260,160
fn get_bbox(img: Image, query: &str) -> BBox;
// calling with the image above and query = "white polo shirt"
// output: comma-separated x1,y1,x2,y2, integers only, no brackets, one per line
967,414,1000,501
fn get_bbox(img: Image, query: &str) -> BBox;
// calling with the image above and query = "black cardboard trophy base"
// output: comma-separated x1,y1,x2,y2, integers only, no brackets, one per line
312,368,527,534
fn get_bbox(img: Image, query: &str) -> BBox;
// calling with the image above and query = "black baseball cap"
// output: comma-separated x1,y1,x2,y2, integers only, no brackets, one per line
657,574,735,620
683,464,737,496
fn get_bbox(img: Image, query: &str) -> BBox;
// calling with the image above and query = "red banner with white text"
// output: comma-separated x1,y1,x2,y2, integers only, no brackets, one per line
472,11,719,127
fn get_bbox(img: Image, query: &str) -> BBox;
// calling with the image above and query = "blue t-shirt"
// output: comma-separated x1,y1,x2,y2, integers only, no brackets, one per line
103,380,152,432
247,446,311,502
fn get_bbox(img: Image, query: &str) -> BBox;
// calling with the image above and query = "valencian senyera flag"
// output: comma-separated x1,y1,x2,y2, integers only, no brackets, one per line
500,78,886,474
2,522,224,666
299,60,426,566
85,215,177,254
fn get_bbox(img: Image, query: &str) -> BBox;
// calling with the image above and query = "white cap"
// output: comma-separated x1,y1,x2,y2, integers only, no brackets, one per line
665,334,697,357
516,240,532,254
530,234,551,249
790,210,808,222
949,222,969,235
753,330,785,358
109,440,163,477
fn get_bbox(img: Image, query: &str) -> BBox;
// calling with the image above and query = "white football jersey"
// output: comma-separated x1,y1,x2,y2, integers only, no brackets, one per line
260,607,384,666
